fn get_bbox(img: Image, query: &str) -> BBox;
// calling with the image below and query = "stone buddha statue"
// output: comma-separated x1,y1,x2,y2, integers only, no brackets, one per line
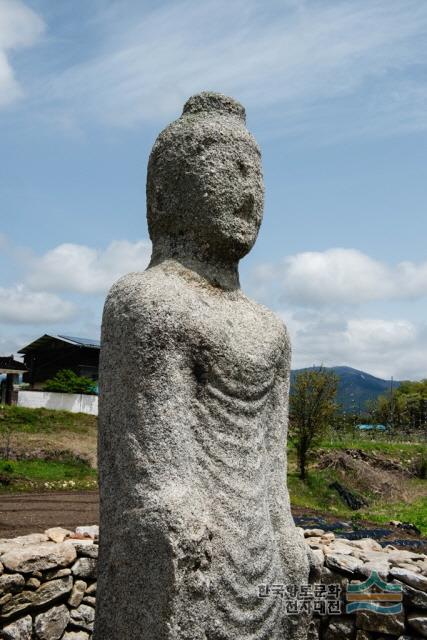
94,92,312,640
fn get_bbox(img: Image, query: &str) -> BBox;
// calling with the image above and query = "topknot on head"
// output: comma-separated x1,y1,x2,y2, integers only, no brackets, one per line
182,91,246,123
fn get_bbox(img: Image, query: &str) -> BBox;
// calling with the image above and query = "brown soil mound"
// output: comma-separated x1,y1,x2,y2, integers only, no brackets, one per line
317,449,409,501
343,448,414,475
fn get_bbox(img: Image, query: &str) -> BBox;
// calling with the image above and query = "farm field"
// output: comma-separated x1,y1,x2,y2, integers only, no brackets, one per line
0,405,426,538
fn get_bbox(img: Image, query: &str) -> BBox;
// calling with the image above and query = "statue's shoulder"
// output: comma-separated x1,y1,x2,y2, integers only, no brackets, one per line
106,267,164,302
103,266,189,329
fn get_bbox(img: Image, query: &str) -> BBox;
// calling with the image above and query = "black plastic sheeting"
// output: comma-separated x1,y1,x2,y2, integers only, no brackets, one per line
293,515,427,551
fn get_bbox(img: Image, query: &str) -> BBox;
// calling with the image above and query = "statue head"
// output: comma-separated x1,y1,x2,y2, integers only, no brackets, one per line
147,92,264,263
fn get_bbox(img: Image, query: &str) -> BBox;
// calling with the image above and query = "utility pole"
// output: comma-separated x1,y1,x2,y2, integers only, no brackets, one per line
390,376,394,430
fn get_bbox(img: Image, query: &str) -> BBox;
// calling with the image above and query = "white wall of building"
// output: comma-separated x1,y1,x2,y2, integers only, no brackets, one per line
17,390,98,415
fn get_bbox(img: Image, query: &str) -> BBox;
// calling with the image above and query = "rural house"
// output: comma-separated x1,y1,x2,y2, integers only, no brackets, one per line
19,334,100,389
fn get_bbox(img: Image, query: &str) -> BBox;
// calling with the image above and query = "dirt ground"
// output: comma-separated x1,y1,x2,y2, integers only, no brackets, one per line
0,491,99,538
0,492,426,553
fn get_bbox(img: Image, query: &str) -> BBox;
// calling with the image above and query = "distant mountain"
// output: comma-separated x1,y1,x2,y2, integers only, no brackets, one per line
290,366,401,413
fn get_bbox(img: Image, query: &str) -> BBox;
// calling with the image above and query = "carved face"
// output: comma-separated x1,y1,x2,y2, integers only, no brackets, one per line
147,116,264,261
190,125,264,258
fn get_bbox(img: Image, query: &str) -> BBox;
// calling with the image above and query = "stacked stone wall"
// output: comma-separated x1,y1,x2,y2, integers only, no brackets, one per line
302,527,427,639
0,527,98,640
1,526,426,639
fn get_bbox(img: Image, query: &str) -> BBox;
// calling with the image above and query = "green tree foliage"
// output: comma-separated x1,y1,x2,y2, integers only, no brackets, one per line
289,367,338,480
371,379,427,432
44,369,97,395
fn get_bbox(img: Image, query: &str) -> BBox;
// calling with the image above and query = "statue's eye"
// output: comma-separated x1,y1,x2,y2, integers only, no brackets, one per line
238,160,249,177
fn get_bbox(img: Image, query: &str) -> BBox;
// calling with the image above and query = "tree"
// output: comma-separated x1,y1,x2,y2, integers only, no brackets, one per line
289,367,338,480
371,379,427,433
44,369,97,395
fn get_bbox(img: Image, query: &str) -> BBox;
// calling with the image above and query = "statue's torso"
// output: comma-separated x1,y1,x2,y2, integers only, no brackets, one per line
104,262,289,505
99,264,298,639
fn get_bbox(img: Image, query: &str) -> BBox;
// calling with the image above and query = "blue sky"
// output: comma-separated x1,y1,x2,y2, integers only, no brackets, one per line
0,0,426,379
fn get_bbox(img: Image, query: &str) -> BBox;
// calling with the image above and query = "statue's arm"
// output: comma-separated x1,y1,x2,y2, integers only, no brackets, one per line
96,276,213,638
265,326,314,583
265,328,294,529
98,274,202,510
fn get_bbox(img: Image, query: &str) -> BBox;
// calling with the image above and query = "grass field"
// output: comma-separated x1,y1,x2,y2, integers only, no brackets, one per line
287,466,427,535
1,405,426,534
0,405,97,467
0,458,97,492
0,405,96,434
288,433,427,535
320,431,427,461
0,405,97,491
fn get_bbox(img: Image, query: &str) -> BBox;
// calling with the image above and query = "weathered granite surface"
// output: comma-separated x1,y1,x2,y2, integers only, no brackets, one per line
94,92,311,639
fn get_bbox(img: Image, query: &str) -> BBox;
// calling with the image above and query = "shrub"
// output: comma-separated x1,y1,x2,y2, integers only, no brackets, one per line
44,369,97,395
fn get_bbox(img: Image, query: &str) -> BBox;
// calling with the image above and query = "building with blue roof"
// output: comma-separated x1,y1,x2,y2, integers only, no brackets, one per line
18,334,100,389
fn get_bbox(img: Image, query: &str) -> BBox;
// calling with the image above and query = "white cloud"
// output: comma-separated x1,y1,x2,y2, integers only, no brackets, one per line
253,248,427,306
0,337,20,357
0,0,44,106
249,247,427,379
395,261,427,298
345,318,416,351
35,0,427,137
1,237,426,379
0,285,75,324
281,249,390,304
280,309,426,380
27,240,152,294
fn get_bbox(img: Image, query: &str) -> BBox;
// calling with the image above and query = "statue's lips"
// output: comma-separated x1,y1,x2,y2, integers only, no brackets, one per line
234,193,256,222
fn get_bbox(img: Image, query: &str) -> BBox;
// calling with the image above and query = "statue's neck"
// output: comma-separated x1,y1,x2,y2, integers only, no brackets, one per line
149,236,240,291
